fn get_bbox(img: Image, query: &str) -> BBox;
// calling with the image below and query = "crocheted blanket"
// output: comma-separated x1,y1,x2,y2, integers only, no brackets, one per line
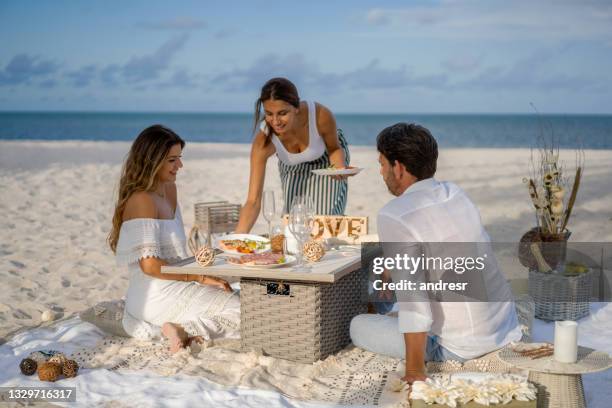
71,336,519,407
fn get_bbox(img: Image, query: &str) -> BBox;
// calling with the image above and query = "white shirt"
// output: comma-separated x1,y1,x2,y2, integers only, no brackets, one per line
377,178,522,359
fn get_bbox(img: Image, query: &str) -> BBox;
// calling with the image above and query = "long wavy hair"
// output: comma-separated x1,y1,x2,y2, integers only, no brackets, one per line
108,124,185,253
253,77,300,138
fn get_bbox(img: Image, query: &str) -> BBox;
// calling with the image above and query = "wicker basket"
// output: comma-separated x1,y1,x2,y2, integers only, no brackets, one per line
240,269,367,363
528,269,593,321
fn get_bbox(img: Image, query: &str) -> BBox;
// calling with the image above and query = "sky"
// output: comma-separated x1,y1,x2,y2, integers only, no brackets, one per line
1,0,611,113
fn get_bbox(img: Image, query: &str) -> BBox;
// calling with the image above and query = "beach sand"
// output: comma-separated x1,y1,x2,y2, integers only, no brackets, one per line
1,140,611,339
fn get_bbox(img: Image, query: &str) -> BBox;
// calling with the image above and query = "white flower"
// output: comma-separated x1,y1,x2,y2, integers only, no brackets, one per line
411,379,461,408
410,375,536,406
489,375,537,403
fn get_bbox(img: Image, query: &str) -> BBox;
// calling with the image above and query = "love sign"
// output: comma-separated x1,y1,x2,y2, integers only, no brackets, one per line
283,215,368,242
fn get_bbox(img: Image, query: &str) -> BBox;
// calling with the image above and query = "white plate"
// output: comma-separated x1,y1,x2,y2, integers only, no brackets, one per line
228,255,296,269
217,233,270,255
311,167,363,176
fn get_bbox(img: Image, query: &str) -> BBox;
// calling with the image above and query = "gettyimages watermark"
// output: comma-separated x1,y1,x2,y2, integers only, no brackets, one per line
359,242,612,304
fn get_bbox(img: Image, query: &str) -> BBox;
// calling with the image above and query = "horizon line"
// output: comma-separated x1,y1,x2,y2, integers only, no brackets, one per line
1,110,612,116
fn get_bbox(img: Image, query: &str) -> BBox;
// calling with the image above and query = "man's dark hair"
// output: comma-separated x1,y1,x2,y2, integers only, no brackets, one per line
376,122,438,180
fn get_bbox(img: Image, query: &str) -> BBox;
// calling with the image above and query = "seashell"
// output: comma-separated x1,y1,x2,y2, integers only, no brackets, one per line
303,240,325,262
195,246,215,267
37,362,62,382
41,310,55,322
19,358,37,376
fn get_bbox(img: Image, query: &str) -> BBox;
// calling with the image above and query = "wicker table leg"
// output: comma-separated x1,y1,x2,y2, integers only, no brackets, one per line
528,371,585,408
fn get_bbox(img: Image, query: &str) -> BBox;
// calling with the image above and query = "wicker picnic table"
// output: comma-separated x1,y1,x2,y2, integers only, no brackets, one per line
162,249,368,363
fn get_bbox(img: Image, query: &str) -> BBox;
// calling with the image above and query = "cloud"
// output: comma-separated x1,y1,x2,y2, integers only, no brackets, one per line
160,69,199,88
213,53,318,91
0,54,59,86
366,9,390,26
100,64,121,86
213,54,447,93
363,1,612,41
122,33,189,83
0,35,194,90
214,29,235,39
137,17,207,31
39,79,58,88
461,48,604,91
441,54,483,72
65,65,97,87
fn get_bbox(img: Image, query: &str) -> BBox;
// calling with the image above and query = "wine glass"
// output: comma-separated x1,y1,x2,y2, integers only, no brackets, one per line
296,194,316,217
262,190,276,239
288,201,314,272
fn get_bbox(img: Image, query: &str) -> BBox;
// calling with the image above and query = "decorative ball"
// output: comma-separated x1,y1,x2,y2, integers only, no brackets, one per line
62,360,79,378
303,240,325,262
41,310,55,322
48,353,67,367
19,358,37,376
518,228,542,269
195,246,215,267
38,362,62,382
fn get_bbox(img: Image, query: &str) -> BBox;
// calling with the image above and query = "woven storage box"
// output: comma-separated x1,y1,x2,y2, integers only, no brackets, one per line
240,269,367,363
528,269,593,321
189,202,241,253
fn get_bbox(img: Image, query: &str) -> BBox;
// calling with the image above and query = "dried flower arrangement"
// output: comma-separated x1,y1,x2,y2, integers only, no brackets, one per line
524,140,584,238
519,112,585,271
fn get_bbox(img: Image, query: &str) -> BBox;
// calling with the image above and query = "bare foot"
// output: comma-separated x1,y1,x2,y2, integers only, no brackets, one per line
161,322,189,354
187,335,205,347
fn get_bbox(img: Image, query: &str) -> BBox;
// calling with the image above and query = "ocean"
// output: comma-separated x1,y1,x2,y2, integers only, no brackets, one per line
0,112,611,149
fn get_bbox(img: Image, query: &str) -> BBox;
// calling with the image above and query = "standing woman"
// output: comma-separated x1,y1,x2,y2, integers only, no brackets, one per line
108,125,240,353
236,77,351,233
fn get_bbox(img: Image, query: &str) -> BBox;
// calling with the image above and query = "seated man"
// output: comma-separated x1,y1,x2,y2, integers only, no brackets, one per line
350,123,522,384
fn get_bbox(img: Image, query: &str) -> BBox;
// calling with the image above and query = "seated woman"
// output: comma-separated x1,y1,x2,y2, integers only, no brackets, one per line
108,124,240,353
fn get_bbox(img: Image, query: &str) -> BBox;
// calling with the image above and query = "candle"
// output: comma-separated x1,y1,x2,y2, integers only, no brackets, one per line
554,321,578,363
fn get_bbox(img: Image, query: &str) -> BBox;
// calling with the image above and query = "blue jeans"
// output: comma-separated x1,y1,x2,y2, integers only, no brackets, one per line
349,314,467,362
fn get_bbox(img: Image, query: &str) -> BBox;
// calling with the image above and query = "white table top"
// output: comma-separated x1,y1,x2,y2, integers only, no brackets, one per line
162,249,362,283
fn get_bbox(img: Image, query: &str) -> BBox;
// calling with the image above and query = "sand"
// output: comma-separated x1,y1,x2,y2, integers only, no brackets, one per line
1,140,611,339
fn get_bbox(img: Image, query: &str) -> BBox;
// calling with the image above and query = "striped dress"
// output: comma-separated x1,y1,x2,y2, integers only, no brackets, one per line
265,101,350,215
277,129,350,215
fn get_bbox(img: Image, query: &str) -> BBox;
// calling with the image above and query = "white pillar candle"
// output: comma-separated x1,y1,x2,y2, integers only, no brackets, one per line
554,321,578,363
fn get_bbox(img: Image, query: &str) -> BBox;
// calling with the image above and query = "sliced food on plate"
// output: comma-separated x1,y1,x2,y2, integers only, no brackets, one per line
218,234,270,254
227,252,294,268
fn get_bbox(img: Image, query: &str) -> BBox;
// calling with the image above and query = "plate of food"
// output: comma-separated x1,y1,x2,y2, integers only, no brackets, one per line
311,165,362,176
227,252,295,268
217,234,270,254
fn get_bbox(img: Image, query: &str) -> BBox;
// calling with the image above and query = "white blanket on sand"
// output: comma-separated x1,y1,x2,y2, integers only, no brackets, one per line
1,304,611,408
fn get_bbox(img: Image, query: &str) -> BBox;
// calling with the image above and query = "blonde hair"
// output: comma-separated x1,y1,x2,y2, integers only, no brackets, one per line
108,124,185,253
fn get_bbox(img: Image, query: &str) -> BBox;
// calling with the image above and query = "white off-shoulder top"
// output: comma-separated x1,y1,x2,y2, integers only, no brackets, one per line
115,206,239,341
